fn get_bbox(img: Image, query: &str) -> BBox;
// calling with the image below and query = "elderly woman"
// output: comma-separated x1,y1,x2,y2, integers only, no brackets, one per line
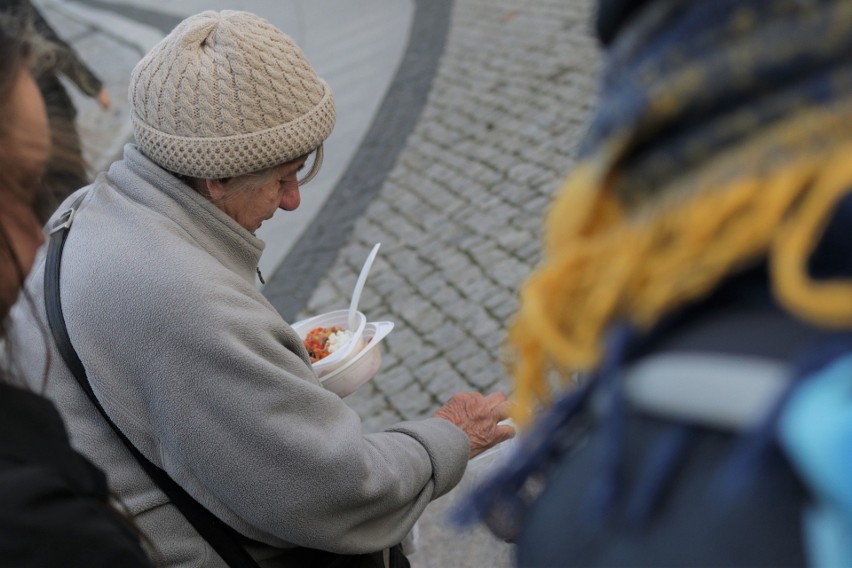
0,25,151,567
8,10,512,567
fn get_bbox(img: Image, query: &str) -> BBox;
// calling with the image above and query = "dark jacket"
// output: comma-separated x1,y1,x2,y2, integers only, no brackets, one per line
0,382,152,567
516,265,813,567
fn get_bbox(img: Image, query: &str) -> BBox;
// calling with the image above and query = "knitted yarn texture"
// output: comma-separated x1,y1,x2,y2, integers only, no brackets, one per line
129,10,335,178
507,1,852,426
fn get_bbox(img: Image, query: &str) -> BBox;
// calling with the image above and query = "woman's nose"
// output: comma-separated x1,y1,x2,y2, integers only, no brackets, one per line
279,183,301,211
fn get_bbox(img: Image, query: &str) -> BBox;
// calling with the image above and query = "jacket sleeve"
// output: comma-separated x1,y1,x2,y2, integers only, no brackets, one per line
72,255,470,554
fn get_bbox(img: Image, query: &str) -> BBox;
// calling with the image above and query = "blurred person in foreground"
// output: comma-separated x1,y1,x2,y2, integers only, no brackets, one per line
0,25,151,567
0,0,112,219
460,0,852,566
7,10,513,567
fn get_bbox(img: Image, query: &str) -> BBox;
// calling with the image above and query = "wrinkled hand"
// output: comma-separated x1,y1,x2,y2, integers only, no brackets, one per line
434,391,515,458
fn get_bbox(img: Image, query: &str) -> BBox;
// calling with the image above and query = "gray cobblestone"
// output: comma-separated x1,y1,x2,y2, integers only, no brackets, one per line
409,272,445,297
385,249,432,283
467,241,508,269
429,251,465,274
353,220,399,255
412,357,455,388
455,262,487,286
403,344,440,370
517,239,542,264
368,267,407,297
378,208,420,240
383,286,417,314
303,280,341,315
424,321,468,352
418,183,466,212
456,351,501,382
422,370,467,405
429,282,465,308
507,161,554,187
374,365,415,397
383,326,421,359
409,306,444,335
462,307,503,338
489,257,530,289
454,276,494,305
482,291,519,322
467,365,505,390
387,382,435,420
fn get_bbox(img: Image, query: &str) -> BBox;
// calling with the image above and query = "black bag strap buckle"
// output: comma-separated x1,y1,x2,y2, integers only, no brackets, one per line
48,205,77,235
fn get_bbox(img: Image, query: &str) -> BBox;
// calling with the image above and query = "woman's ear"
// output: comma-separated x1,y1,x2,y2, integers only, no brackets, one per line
205,178,227,202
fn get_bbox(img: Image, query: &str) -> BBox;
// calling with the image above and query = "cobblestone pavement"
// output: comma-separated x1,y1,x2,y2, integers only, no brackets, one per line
302,0,599,433
297,1,601,565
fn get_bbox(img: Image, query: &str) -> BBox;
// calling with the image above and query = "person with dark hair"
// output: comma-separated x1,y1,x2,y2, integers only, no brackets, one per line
0,0,111,218
460,0,852,566
0,26,151,568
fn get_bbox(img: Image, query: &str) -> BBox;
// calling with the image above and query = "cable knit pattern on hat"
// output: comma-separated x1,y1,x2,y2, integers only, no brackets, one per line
129,10,336,178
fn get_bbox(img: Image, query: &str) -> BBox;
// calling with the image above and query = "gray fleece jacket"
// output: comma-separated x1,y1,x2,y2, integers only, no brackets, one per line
8,145,469,567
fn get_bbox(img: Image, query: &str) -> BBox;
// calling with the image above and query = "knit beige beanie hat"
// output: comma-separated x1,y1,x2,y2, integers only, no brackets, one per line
129,10,335,178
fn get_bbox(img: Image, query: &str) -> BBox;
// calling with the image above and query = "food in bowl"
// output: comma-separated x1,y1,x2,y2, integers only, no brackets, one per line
303,326,354,363
290,309,367,377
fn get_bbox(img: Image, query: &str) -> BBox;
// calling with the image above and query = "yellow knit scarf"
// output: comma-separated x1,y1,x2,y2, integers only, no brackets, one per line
509,99,852,426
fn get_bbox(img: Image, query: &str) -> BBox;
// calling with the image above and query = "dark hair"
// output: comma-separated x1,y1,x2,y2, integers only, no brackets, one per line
0,25,50,388
0,8,85,223
0,23,29,200
0,20,69,389
0,26,31,309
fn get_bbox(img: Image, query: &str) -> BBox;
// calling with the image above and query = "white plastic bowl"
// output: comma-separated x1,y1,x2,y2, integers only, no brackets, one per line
290,309,367,377
320,321,394,397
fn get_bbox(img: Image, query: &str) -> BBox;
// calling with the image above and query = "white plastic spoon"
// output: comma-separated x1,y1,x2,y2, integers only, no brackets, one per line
348,243,381,331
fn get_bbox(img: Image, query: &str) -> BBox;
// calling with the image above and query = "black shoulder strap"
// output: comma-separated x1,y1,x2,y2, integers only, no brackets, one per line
43,195,261,568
